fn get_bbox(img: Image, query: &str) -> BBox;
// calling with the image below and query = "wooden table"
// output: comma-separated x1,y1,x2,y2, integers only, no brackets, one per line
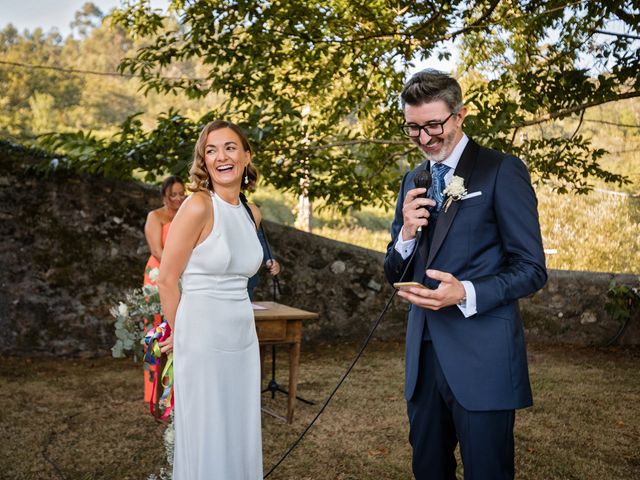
253,301,318,423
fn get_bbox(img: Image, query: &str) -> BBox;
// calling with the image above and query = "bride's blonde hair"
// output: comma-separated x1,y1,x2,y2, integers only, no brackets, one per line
189,120,258,193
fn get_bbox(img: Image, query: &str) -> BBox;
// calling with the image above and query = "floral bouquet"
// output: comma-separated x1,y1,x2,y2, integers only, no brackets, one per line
111,267,174,419
110,283,162,359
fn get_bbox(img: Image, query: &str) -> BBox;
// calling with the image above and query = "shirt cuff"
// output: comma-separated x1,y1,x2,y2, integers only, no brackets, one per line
457,280,477,318
394,227,416,260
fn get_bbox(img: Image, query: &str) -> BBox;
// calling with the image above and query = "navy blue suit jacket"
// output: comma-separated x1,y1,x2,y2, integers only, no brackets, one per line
384,139,547,411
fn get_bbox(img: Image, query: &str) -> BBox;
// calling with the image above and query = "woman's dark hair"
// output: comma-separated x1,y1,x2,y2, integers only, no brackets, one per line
161,176,184,197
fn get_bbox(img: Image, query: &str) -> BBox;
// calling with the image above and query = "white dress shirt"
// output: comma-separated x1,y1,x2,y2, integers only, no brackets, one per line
394,134,477,317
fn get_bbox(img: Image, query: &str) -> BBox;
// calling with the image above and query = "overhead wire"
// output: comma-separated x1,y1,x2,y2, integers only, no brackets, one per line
0,59,205,81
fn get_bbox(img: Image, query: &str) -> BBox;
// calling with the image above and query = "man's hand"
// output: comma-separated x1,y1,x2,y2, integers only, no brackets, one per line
396,269,466,310
402,188,436,240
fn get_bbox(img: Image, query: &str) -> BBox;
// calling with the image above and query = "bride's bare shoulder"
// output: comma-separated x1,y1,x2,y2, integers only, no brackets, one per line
177,191,212,218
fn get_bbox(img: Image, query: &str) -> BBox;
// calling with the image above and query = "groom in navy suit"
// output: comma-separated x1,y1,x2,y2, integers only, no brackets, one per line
384,70,547,480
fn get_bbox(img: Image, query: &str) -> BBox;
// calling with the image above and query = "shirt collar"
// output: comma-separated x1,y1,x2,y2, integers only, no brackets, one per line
429,133,469,172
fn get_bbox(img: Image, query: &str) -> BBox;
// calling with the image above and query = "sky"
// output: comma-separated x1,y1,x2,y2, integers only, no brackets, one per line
0,0,168,36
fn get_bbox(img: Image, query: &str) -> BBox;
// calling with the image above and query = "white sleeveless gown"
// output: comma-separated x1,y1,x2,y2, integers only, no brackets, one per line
173,193,263,480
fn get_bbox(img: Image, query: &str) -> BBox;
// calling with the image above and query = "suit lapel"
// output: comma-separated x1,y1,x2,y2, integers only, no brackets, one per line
425,139,479,269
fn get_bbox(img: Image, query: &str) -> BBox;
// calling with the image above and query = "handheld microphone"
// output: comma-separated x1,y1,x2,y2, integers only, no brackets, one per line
413,169,432,233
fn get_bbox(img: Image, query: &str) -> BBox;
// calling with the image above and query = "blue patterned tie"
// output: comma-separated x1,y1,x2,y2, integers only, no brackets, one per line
431,162,450,220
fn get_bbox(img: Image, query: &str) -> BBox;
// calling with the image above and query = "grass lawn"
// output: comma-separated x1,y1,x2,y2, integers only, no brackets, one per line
1,341,638,480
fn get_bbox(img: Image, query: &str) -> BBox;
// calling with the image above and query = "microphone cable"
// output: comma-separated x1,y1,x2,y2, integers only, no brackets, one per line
263,229,422,478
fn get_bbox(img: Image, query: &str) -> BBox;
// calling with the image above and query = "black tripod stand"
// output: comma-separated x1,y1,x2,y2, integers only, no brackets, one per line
258,223,314,407
262,345,314,405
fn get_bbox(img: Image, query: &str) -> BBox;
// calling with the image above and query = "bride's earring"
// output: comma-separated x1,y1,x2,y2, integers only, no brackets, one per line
243,167,249,186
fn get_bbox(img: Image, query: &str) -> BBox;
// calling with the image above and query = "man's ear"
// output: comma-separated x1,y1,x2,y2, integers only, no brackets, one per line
456,106,468,125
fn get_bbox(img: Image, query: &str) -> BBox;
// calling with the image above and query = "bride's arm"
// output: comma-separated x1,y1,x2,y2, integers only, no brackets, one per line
158,193,211,352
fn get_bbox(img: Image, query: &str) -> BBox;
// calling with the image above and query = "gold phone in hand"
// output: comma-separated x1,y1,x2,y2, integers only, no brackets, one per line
393,281,426,289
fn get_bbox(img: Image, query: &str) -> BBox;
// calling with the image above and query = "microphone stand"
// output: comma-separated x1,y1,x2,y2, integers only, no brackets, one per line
259,222,314,406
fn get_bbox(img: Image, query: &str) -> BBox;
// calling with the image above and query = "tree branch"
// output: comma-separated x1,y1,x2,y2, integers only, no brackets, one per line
613,8,640,26
256,1,500,46
593,29,640,40
510,126,519,145
583,119,640,128
306,139,409,149
549,108,585,166
366,147,415,181
571,110,586,140
466,0,502,30
262,138,409,153
336,0,503,45
441,0,571,43
408,11,443,37
511,90,640,128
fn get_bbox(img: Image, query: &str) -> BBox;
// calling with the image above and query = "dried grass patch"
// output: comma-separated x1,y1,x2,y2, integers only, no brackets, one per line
1,342,638,479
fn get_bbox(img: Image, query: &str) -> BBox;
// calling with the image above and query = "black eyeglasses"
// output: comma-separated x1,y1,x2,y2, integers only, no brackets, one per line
401,112,455,138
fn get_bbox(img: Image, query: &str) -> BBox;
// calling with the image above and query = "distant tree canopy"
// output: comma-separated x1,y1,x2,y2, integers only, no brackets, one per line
0,6,141,139
0,4,211,142
29,1,640,208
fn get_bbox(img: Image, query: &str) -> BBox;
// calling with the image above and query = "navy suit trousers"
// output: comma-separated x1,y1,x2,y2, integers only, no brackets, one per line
407,342,515,480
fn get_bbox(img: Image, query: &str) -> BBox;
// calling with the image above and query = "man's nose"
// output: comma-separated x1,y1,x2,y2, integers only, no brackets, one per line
417,128,432,145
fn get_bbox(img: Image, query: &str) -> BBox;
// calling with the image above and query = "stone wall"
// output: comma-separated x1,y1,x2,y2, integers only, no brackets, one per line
0,142,156,355
1,141,638,356
522,270,639,345
252,225,640,346
251,221,407,342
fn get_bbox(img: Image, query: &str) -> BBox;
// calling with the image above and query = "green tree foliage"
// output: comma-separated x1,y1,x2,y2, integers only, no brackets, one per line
0,8,141,138
28,91,56,134
0,3,218,145
458,0,639,193
0,25,83,137
70,2,105,38
19,1,640,208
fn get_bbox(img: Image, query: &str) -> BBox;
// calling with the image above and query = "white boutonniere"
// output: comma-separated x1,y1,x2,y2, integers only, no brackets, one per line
442,175,467,212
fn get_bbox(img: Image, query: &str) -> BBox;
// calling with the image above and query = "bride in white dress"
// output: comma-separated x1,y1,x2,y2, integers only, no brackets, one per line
157,120,264,479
